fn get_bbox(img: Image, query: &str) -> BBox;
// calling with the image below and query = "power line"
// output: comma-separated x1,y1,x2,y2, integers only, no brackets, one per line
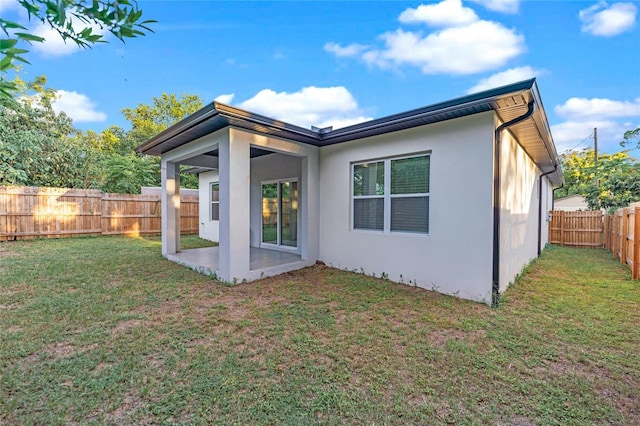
567,133,593,152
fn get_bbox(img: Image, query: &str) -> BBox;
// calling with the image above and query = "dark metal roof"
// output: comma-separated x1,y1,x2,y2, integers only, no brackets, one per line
136,78,563,186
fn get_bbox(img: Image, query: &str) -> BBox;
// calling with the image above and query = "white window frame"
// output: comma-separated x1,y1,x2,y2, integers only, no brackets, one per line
351,153,430,234
210,182,219,221
352,160,385,231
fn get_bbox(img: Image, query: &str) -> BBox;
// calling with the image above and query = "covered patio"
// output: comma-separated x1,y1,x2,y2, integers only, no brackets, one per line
167,246,307,281
137,103,320,283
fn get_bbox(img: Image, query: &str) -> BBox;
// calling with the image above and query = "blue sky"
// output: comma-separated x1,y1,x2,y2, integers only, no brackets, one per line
2,0,639,154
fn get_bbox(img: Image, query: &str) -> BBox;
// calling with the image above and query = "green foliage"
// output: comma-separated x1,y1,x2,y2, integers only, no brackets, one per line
1,0,155,99
101,154,159,193
620,127,640,150
0,76,102,188
556,148,640,211
2,74,202,193
179,166,199,189
122,92,205,146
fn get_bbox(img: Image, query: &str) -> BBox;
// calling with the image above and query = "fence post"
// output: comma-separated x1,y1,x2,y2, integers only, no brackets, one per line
559,210,564,246
614,209,621,259
634,208,640,280
621,209,629,265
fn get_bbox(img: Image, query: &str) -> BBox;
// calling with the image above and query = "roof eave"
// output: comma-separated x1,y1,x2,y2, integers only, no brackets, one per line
135,78,562,187
136,102,221,155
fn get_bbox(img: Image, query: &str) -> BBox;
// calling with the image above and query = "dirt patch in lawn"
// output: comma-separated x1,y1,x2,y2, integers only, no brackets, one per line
428,328,488,348
27,342,98,362
111,319,144,335
0,247,20,258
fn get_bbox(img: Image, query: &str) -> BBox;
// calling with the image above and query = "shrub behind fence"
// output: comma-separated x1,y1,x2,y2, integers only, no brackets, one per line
0,186,198,241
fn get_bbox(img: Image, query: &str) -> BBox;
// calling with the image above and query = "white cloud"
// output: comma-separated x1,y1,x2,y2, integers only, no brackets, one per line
214,93,235,104
552,96,640,153
235,86,372,130
555,97,640,120
467,66,543,93
326,0,526,75
51,90,107,122
469,0,520,14
363,21,524,75
579,1,637,37
323,42,369,57
31,14,106,57
551,119,624,153
398,0,478,27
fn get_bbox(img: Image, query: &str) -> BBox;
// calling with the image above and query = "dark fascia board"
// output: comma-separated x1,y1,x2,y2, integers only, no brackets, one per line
136,102,221,155
136,78,537,155
135,78,562,186
320,78,536,145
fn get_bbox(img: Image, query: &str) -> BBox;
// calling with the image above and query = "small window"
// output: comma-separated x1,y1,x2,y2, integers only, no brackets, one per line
210,182,219,221
353,161,384,230
352,154,430,234
390,155,430,233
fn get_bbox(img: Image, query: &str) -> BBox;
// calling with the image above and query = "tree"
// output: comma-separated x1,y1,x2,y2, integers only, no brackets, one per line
556,148,640,211
101,153,158,194
0,75,103,188
72,92,204,192
122,93,205,146
2,75,204,192
1,0,155,98
120,93,205,190
620,127,640,150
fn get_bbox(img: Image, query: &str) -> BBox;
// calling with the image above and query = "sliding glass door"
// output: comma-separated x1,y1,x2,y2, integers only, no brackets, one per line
262,180,298,249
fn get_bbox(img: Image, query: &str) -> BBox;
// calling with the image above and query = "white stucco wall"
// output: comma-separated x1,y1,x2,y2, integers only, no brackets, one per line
541,177,553,248
319,113,496,304
554,195,589,211
498,128,551,292
198,170,220,242
230,128,320,263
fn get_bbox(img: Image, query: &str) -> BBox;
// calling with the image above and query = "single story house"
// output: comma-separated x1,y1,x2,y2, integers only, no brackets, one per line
553,194,589,211
137,79,563,306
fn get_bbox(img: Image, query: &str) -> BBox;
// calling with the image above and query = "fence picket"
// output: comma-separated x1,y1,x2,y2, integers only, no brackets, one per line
551,206,640,280
0,186,199,240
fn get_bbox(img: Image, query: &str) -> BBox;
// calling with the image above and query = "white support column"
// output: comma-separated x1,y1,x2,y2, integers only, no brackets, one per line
218,133,250,281
301,150,320,261
161,159,180,256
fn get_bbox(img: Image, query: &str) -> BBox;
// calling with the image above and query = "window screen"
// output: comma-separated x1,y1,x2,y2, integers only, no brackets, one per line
352,154,430,234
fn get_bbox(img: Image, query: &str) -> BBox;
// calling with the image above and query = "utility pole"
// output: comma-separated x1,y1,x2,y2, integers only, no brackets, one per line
594,127,599,209
594,127,598,168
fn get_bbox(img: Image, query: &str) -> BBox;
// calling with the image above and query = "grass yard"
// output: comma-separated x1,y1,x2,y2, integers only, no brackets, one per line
1,237,639,425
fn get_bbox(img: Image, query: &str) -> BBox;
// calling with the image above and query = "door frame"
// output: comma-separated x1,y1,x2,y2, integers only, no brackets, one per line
260,178,300,253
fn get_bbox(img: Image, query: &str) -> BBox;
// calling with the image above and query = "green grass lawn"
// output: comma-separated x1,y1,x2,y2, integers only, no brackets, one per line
1,237,639,425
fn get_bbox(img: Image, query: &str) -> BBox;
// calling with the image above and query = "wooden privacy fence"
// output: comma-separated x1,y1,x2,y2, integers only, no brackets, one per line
548,207,640,279
0,186,199,241
604,207,640,280
548,210,604,247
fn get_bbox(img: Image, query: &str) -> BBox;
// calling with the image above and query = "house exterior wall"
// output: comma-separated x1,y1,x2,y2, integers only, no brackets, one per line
230,128,320,264
541,176,553,247
198,170,220,242
249,153,302,250
554,195,589,211
318,112,496,304
498,127,551,292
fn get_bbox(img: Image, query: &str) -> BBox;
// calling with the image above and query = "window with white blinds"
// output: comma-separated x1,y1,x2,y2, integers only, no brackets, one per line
352,154,430,234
